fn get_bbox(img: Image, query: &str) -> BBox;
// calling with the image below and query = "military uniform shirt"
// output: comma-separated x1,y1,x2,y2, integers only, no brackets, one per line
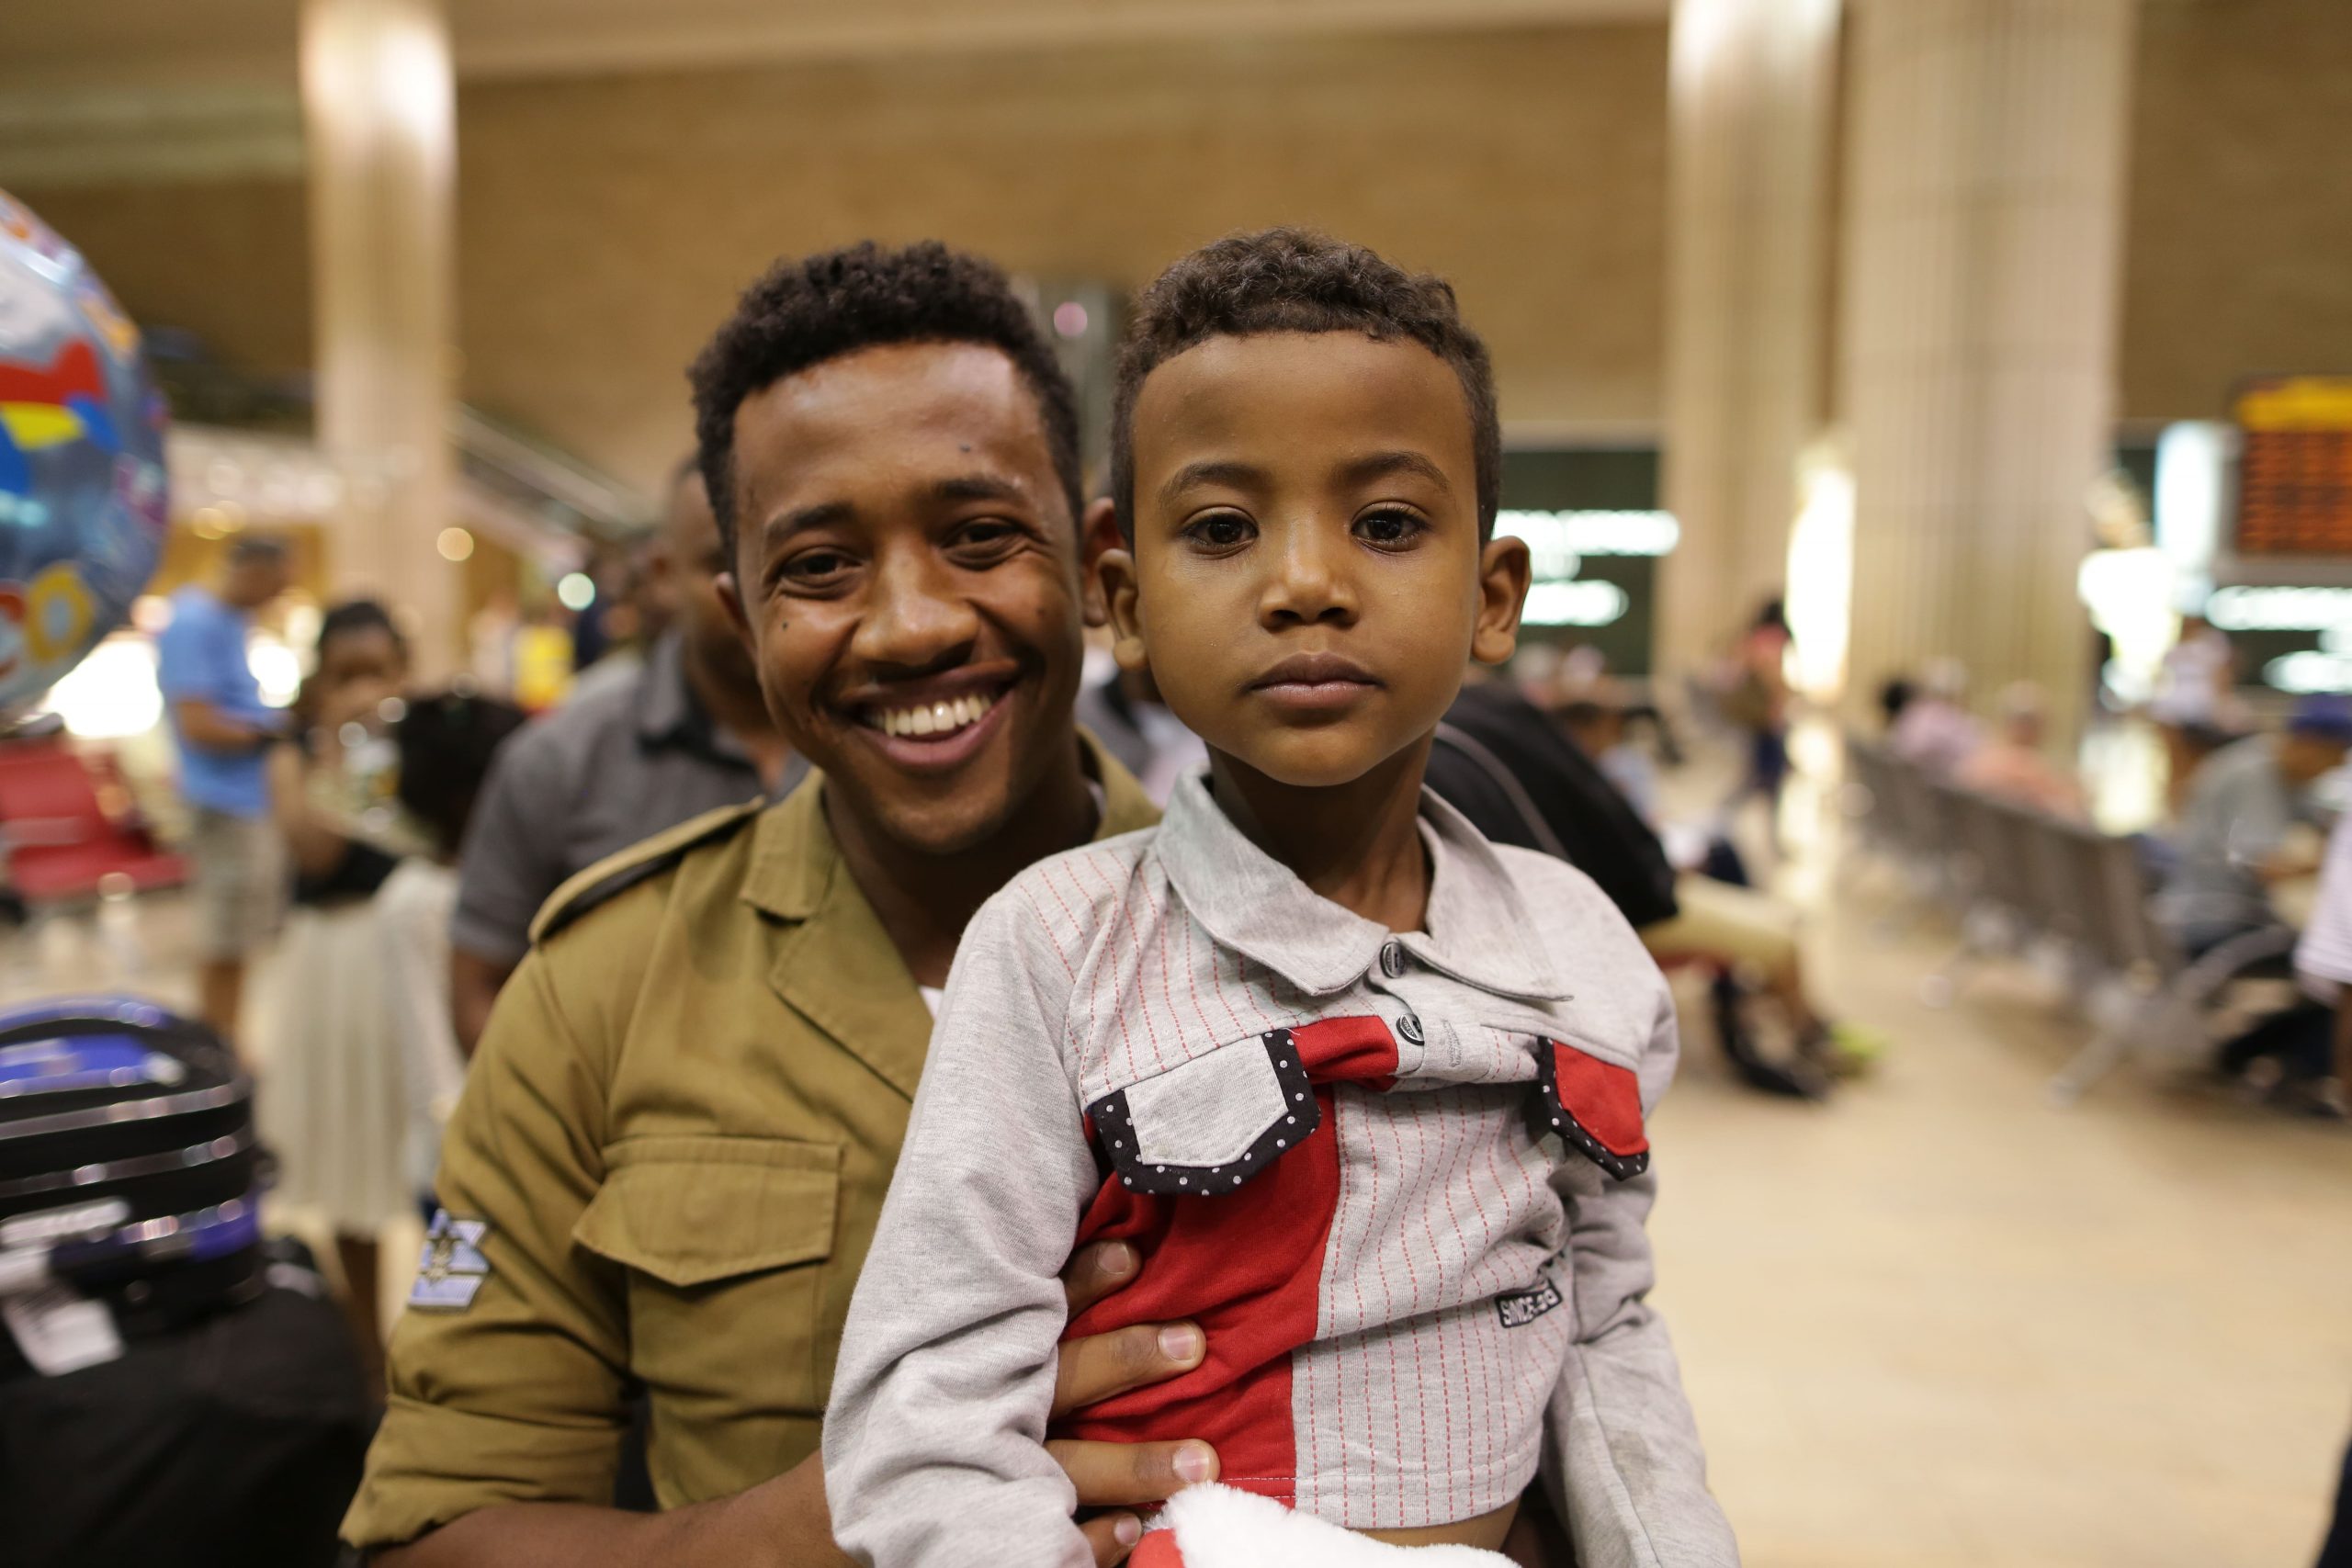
341,745,1157,1550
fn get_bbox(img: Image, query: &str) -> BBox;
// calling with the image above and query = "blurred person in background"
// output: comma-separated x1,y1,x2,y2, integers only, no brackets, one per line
569,533,672,705
2153,696,2352,960
2151,612,2239,806
1890,656,1984,778
1073,649,1206,806
260,599,420,1397
382,691,530,1216
1876,674,1917,736
447,459,802,1052
156,532,292,1050
1956,681,2089,819
1717,596,1793,844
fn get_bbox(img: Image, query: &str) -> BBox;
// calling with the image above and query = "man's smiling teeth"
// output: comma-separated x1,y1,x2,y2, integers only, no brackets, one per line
869,691,998,739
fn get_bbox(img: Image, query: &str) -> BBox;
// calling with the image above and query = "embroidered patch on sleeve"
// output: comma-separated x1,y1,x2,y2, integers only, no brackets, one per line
1495,1277,1564,1329
408,1211,492,1311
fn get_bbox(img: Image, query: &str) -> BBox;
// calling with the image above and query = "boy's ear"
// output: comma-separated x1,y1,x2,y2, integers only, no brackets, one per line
1079,497,1122,629
1471,533,1532,667
1097,544,1149,674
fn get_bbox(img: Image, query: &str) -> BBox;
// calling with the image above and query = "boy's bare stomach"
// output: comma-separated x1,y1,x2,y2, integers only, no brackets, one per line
1360,1499,1518,1551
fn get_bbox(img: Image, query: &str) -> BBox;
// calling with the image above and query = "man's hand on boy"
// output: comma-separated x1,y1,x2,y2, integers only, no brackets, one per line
370,1241,1213,1568
1050,1240,1220,1562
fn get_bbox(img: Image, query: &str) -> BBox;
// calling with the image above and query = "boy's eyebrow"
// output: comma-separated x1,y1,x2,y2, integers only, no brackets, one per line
1339,450,1453,492
1158,459,1266,505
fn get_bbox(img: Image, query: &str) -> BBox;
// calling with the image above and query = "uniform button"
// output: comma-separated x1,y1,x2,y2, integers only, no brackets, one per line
1380,940,1407,978
1396,1011,1424,1046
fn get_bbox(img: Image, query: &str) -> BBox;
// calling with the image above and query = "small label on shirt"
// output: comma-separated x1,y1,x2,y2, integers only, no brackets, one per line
3,1280,125,1375
1495,1278,1564,1330
408,1212,491,1311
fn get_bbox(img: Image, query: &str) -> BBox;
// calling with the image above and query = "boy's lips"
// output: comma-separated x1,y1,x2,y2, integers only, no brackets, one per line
1250,652,1382,713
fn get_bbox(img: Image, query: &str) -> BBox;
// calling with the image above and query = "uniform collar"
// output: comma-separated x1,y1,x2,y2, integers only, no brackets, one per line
1154,769,1571,1003
739,729,1155,1100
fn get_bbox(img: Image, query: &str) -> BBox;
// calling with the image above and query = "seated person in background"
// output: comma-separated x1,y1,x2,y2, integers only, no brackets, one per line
2153,696,2352,958
1955,681,2088,820
1889,657,1983,778
824,230,1734,1566
2210,802,2352,1118
1560,694,1879,1100
1876,674,1917,736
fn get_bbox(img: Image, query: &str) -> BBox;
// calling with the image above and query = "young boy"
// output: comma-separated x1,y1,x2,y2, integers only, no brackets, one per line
824,231,1735,1567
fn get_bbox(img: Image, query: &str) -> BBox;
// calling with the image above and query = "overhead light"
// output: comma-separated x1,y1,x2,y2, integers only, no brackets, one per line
436,526,475,562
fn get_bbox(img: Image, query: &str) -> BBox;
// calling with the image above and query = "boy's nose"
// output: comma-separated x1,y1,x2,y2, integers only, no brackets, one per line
1259,526,1357,627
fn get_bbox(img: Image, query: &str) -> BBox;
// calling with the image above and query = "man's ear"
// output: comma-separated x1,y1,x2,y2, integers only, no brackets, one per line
1079,497,1122,629
717,570,754,653
1098,543,1148,675
1471,533,1532,667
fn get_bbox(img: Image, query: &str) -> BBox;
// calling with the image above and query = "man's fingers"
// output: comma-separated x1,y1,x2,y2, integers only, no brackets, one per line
1080,1511,1146,1567
1047,1437,1218,1509
1061,1240,1139,1314
1053,1321,1205,1415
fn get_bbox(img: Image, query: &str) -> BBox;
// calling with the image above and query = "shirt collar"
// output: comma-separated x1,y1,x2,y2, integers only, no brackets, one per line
1153,769,1571,1002
633,634,752,766
740,728,1157,923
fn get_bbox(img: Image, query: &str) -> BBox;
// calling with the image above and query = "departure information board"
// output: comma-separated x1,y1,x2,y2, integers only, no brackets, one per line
2234,375,2352,556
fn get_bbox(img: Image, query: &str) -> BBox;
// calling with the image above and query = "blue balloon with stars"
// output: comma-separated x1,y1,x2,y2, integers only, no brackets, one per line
0,188,169,720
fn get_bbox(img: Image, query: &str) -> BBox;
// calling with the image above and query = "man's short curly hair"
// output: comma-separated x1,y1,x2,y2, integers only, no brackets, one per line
1110,228,1501,543
689,241,1083,558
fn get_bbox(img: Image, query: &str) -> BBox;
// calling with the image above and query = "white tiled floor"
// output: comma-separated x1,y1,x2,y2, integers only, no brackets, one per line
5,753,2348,1565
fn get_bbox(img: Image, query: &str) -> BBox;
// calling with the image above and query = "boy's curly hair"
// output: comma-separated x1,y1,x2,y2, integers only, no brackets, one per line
1110,228,1500,543
689,241,1084,558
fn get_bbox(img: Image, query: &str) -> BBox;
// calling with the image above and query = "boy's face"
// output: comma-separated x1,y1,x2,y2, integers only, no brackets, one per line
1102,331,1528,790
718,341,1091,855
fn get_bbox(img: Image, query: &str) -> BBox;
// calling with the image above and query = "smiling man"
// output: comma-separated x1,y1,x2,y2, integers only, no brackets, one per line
344,243,1213,1568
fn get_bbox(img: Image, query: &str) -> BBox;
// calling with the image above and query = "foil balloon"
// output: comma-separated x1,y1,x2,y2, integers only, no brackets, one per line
0,189,168,720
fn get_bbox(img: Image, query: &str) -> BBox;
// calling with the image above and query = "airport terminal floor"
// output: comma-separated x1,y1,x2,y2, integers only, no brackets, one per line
7,733,2346,1568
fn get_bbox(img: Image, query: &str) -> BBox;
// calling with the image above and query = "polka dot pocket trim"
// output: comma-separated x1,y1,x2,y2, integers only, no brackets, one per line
1526,1037,1649,1182
1089,1030,1318,1198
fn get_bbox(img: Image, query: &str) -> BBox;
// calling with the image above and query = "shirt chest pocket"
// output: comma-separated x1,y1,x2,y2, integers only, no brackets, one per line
1089,1029,1322,1197
573,1135,841,1414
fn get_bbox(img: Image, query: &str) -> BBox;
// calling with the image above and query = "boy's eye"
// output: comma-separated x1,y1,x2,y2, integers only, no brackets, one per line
1355,508,1427,547
1184,513,1257,551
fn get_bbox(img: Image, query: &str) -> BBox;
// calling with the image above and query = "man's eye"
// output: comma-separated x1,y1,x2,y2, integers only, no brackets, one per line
777,549,854,585
1356,509,1425,547
949,520,1024,559
1186,513,1256,550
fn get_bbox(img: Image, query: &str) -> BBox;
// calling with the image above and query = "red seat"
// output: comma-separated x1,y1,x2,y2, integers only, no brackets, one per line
0,735,187,905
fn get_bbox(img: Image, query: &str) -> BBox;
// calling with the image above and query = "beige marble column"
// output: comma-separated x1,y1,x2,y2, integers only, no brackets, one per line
1657,0,1839,682
1839,0,2138,745
301,0,459,676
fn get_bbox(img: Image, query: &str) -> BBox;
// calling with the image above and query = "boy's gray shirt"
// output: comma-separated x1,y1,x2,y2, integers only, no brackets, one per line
824,772,1737,1568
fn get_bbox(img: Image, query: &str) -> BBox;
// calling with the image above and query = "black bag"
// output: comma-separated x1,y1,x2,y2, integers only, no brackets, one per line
0,1000,373,1567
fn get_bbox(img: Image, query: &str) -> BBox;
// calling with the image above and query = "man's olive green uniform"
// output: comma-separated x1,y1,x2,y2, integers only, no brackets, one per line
343,754,1157,1550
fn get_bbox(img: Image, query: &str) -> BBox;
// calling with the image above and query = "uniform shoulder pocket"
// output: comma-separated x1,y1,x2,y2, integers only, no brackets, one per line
1528,1039,1649,1182
573,1134,841,1287
1089,1030,1317,1197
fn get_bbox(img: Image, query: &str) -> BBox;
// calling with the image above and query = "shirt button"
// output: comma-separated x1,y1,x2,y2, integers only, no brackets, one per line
1379,940,1407,978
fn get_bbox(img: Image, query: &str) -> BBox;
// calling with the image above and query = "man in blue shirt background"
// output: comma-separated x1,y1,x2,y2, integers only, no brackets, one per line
156,533,292,1049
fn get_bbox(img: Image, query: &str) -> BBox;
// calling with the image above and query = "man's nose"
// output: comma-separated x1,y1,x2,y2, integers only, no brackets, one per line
850,545,983,671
